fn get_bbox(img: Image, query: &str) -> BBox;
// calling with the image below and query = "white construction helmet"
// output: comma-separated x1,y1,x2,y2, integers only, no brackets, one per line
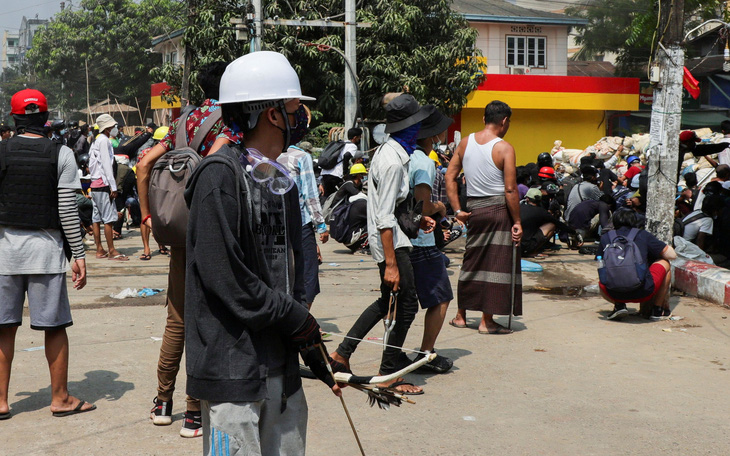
218,51,314,110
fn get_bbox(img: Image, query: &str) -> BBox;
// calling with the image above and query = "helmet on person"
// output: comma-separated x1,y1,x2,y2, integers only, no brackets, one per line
219,51,314,107
70,120,79,129
77,153,90,168
153,126,169,141
349,163,368,175
218,51,314,153
538,166,555,179
627,155,640,165
537,152,553,168
51,119,65,131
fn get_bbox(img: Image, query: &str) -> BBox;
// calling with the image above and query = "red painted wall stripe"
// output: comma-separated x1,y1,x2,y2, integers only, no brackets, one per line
476,75,639,95
151,82,172,97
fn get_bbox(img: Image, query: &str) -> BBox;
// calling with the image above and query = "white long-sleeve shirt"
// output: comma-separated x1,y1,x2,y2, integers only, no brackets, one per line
367,139,412,263
88,133,117,191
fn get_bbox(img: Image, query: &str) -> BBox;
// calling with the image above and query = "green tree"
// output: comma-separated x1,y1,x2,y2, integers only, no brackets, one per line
567,0,721,76
26,0,184,115
150,0,248,105
263,0,482,121
151,0,482,122
0,61,59,123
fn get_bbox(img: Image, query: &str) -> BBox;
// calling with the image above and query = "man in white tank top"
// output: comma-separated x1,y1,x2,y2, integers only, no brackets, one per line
445,101,523,334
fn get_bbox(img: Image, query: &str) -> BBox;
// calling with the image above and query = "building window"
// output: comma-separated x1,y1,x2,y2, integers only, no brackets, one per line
506,36,546,68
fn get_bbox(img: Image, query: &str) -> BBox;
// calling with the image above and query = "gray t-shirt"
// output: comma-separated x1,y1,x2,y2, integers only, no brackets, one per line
0,140,80,275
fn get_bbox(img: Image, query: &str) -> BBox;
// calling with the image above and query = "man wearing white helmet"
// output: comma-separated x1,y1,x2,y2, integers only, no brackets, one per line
184,51,343,455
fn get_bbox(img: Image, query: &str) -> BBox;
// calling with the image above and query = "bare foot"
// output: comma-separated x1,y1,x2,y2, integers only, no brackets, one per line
378,376,423,394
330,351,351,372
95,250,108,258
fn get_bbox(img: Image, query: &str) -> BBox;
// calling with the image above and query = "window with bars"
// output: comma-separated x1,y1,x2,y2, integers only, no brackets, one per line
506,36,546,68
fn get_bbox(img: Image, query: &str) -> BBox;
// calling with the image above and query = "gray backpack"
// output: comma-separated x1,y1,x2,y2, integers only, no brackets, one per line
149,109,221,247
598,228,648,292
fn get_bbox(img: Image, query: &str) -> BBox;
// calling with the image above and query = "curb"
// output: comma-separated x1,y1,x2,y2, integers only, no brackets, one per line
671,258,730,307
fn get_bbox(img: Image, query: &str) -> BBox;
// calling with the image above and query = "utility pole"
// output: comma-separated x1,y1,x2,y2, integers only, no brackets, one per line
646,0,685,244
252,0,262,52
179,0,195,107
344,0,356,129
232,2,370,128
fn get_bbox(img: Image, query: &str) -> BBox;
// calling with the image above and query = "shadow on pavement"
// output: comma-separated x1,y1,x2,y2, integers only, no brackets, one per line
9,370,134,415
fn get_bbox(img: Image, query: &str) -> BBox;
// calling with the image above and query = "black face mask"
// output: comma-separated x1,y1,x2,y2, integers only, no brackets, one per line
287,104,309,146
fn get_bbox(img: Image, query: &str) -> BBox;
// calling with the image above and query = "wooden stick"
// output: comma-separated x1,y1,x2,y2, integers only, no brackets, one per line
318,345,366,456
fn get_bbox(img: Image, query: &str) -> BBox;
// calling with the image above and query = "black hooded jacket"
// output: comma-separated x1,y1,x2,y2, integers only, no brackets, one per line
183,144,307,403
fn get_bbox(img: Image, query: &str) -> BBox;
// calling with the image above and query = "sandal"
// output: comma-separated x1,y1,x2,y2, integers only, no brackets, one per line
158,247,170,256
478,324,513,335
449,318,467,328
52,400,97,417
109,254,129,261
139,253,151,261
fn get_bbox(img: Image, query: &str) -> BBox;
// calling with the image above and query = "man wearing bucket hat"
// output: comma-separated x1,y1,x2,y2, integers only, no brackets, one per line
184,51,342,454
88,113,127,261
407,105,454,373
0,89,95,419
331,94,434,395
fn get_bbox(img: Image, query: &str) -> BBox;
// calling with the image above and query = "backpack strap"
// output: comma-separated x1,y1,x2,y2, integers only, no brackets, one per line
189,109,223,153
175,112,191,148
626,227,639,241
683,212,709,225
0,140,7,176
607,230,617,243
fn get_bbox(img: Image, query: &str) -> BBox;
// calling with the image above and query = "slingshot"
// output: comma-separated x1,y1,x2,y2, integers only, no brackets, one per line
382,291,398,351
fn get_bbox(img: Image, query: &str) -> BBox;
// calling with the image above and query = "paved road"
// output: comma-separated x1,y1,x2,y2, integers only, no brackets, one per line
3,228,730,455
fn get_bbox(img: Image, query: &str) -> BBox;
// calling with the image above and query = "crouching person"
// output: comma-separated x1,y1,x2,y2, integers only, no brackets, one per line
184,51,342,455
598,210,677,321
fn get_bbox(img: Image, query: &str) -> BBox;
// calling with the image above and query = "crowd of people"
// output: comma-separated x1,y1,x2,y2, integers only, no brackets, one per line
3,49,730,455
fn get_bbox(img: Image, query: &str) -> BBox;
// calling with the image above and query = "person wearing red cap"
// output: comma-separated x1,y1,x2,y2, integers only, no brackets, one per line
0,89,95,419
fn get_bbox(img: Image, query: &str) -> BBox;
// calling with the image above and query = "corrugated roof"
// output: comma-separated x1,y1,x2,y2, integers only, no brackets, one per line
452,0,587,25
568,61,616,78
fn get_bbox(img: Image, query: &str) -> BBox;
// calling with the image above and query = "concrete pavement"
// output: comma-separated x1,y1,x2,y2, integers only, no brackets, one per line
3,228,730,455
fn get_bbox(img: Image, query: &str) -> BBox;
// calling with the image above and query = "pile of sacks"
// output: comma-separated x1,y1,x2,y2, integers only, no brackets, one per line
548,128,725,178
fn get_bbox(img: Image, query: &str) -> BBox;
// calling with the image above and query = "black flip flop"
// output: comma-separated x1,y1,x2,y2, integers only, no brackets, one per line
0,411,11,420
52,400,97,417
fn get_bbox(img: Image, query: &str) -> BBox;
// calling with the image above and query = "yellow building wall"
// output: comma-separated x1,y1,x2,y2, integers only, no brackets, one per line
459,108,606,165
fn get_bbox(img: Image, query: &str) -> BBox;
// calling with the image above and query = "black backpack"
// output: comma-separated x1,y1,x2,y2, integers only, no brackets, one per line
329,200,353,243
317,140,347,170
673,212,709,237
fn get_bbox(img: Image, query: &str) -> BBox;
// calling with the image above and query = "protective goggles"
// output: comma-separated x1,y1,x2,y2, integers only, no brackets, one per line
242,148,294,195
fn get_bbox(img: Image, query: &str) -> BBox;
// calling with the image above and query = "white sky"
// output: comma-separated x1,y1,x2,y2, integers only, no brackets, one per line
0,0,64,33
